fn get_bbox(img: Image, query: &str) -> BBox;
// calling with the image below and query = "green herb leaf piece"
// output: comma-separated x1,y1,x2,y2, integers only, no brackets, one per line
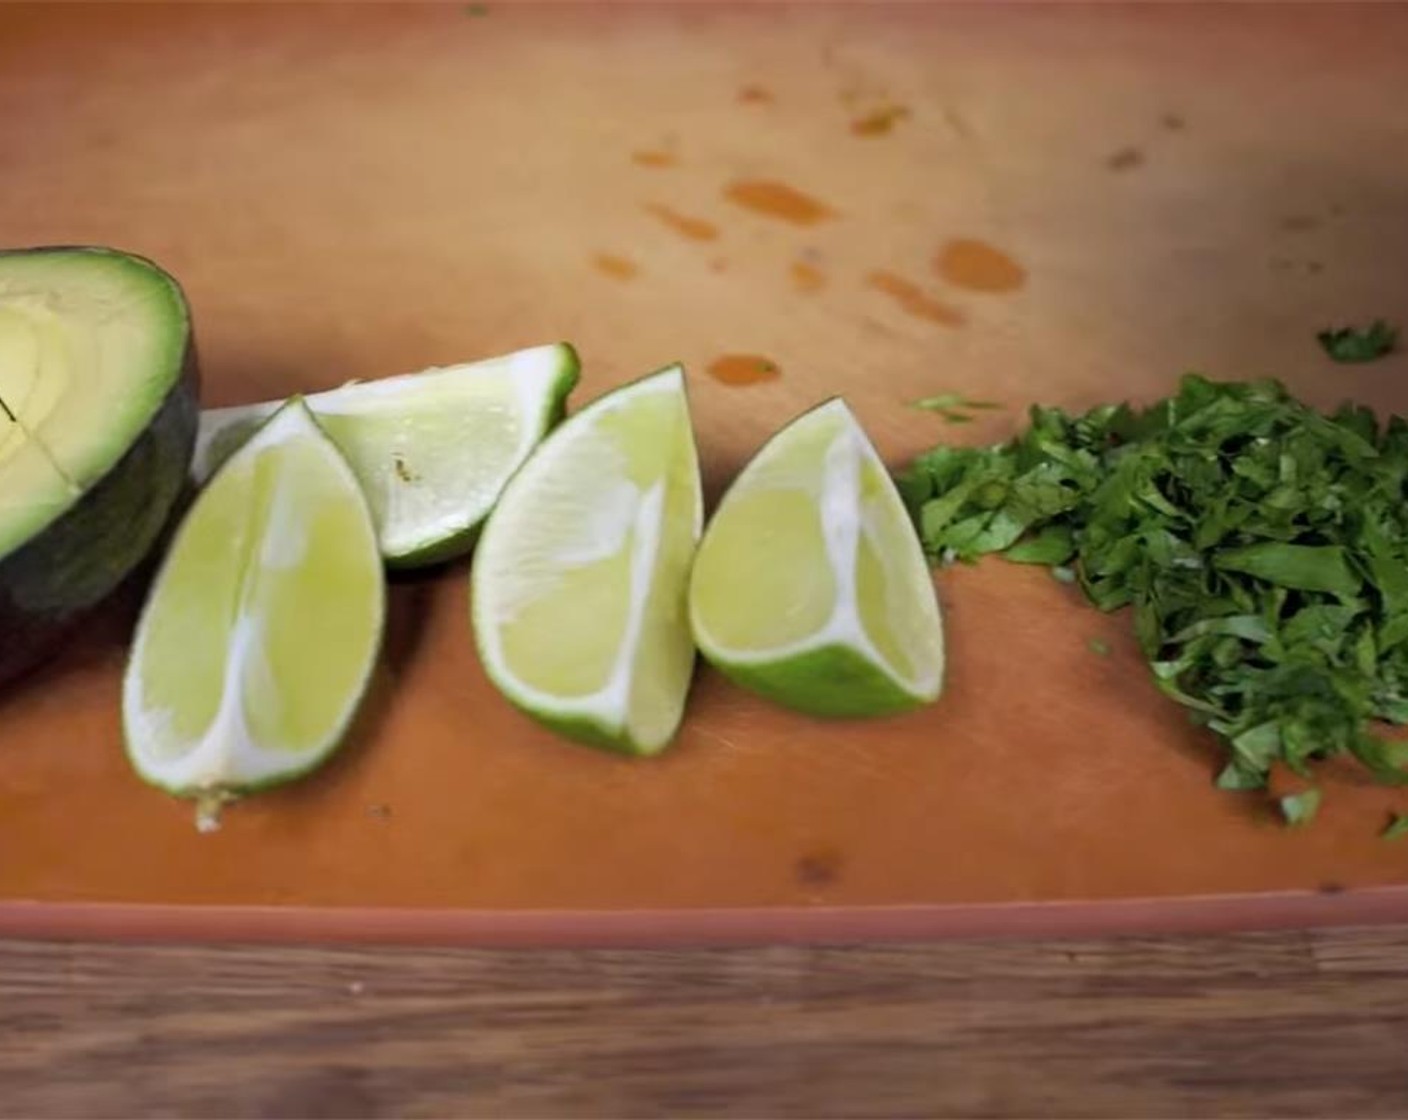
1213,544,1361,599
1279,789,1322,826
1318,320,1397,363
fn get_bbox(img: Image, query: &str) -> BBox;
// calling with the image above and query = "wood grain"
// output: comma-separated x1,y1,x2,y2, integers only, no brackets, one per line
4,930,1408,1118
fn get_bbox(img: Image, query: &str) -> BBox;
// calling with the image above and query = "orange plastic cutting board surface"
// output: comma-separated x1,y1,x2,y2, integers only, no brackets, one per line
4,2,1408,943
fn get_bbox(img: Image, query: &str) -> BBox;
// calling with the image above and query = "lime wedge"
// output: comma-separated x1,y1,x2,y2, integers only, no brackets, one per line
689,398,944,717
192,343,580,567
123,398,385,830
471,365,702,755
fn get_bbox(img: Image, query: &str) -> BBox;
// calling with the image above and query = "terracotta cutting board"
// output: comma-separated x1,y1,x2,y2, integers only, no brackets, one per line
4,2,1408,945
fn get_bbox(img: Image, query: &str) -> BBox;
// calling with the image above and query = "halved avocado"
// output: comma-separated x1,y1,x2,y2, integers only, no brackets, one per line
0,247,199,685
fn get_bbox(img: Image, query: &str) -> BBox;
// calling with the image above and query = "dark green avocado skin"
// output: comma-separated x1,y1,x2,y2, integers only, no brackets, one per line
0,264,200,687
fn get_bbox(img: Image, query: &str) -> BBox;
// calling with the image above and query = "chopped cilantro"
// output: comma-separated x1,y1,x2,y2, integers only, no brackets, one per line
1382,812,1408,841
1318,320,1397,363
899,373,1408,825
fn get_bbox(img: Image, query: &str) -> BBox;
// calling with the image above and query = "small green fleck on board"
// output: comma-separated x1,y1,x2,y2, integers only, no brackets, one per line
911,393,1002,425
1087,637,1111,657
1279,789,1322,826
1382,812,1408,841
1317,320,1397,363
463,3,489,15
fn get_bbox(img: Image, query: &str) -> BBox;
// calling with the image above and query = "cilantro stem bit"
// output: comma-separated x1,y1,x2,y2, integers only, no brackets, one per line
1382,813,1408,841
911,393,1003,425
1317,320,1397,363
898,373,1408,827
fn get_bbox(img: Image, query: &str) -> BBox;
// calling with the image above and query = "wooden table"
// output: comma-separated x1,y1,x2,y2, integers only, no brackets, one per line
4,928,1408,1117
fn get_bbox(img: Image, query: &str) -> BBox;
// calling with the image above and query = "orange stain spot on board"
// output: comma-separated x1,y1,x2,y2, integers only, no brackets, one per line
707,353,781,387
592,252,638,281
867,271,964,328
738,84,774,104
723,179,835,226
790,260,826,293
850,104,911,136
709,257,729,273
935,238,1027,294
644,203,719,242
632,149,676,169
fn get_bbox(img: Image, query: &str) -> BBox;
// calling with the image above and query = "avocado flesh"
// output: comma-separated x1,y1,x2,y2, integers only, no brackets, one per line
0,249,188,557
0,415,76,561
0,247,198,684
